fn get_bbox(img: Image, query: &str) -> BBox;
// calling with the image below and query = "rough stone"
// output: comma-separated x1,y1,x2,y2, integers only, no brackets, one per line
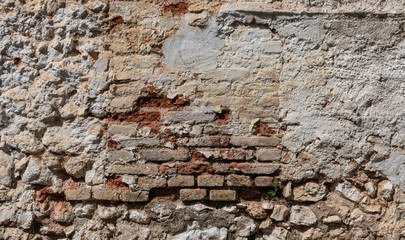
293,182,327,202
270,204,290,222
290,206,317,226
335,183,366,203
129,210,151,224
246,202,267,219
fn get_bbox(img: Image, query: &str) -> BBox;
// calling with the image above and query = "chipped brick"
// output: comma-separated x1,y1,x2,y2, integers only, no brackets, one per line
230,136,280,147
255,148,282,161
230,163,280,175
137,177,166,190
168,175,194,187
210,190,237,201
254,176,275,187
108,163,159,175
180,189,207,201
121,190,149,202
226,174,252,187
187,136,230,147
139,148,189,162
197,174,224,187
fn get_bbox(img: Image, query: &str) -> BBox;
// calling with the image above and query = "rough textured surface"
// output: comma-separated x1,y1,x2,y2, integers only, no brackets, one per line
1,0,405,239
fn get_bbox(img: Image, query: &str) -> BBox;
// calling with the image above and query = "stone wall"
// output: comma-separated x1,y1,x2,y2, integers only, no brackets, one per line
1,0,405,239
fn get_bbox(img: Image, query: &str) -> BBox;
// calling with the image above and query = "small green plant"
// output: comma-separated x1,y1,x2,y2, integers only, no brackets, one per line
265,180,284,201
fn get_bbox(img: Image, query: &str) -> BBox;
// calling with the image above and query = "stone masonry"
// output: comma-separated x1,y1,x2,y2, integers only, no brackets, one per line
1,0,405,239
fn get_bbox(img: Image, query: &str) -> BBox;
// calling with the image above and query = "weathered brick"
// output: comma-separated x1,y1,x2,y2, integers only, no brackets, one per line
168,175,194,187
163,111,216,124
192,148,254,161
108,124,137,137
108,163,159,175
230,136,280,147
64,183,92,201
187,136,230,147
161,162,213,174
255,148,282,161
0,190,8,201
230,163,280,175
139,148,189,162
108,149,133,162
121,190,149,202
226,174,252,187
137,177,166,190
197,174,224,187
212,163,231,174
180,189,207,201
118,138,161,148
210,190,237,201
92,188,121,201
254,176,275,187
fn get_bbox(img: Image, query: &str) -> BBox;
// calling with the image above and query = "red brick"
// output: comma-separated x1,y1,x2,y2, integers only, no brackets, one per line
139,148,189,162
226,174,252,187
187,136,230,147
137,177,166,190
168,175,194,187
161,162,213,174
230,163,279,175
197,174,224,187
180,189,207,201
230,136,280,147
209,190,237,201
254,176,275,187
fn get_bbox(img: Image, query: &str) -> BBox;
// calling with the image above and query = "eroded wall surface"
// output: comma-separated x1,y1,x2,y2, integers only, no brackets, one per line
1,0,405,239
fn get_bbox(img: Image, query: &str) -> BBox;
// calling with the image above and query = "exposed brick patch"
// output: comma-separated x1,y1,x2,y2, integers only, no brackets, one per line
109,16,124,27
107,111,160,123
161,162,213,174
35,188,65,203
238,190,262,200
13,57,21,66
253,121,275,136
141,85,160,95
215,108,231,125
107,139,118,149
163,2,189,14
106,177,129,190
151,189,177,201
137,97,190,108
